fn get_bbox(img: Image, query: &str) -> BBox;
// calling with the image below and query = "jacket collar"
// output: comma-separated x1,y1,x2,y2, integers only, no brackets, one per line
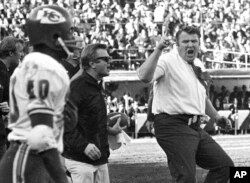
82,71,103,90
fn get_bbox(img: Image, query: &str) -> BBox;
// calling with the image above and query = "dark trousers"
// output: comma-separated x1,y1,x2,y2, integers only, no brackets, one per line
154,113,234,183
0,120,6,160
0,143,6,160
0,141,54,183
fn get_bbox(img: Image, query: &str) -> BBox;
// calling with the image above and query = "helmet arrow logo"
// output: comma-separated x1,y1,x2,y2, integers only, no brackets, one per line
26,5,75,56
36,8,66,24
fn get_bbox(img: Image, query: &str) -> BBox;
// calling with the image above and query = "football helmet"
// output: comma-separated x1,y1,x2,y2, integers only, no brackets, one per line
25,5,80,56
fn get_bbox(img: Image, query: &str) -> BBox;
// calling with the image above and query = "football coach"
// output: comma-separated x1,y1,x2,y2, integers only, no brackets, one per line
137,25,234,183
63,43,125,183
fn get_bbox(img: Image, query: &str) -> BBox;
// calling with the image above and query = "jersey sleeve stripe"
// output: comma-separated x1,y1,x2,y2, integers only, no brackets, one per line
28,108,54,116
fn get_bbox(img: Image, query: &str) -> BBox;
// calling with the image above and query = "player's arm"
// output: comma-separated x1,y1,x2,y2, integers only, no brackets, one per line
28,114,68,183
26,76,68,183
137,36,170,83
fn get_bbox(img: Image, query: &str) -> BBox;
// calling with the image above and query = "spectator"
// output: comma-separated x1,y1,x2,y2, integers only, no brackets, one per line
209,84,217,106
222,92,231,110
218,85,229,105
125,39,139,70
150,28,162,49
228,98,239,128
238,85,250,109
229,86,241,108
214,97,223,111
134,28,151,59
116,27,127,50
153,1,165,24
125,16,137,39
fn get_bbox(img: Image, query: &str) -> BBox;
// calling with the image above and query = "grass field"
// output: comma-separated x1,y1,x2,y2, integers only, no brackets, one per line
108,135,250,183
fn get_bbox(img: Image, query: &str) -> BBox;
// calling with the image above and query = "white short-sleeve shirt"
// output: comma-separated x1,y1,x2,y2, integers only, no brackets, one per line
152,49,206,115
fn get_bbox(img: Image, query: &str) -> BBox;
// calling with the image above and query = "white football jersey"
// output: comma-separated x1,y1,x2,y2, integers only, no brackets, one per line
8,52,70,153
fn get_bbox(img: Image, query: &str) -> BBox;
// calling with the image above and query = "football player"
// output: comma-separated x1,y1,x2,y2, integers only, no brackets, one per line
0,5,78,183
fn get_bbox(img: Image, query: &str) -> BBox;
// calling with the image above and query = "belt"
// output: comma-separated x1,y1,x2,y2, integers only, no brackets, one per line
187,115,206,131
188,115,203,126
158,113,204,130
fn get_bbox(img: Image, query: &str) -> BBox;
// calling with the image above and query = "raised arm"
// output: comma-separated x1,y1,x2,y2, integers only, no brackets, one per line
137,36,172,83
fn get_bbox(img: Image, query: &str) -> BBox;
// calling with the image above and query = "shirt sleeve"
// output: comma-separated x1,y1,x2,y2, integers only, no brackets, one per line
152,54,169,82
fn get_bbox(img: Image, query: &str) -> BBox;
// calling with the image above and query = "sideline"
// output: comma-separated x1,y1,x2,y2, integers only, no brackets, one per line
131,135,250,143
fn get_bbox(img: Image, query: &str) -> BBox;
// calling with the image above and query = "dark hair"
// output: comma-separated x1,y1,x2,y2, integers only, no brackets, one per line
17,38,24,45
0,36,19,58
175,26,201,44
81,43,108,70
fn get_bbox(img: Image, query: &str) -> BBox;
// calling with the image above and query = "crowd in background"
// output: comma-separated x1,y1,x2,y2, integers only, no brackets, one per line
0,0,250,70
210,84,250,111
1,0,250,109
106,84,250,115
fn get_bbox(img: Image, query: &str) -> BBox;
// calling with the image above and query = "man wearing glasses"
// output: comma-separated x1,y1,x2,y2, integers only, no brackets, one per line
63,43,125,183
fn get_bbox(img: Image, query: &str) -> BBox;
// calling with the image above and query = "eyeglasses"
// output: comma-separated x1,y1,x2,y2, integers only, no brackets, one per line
92,56,111,63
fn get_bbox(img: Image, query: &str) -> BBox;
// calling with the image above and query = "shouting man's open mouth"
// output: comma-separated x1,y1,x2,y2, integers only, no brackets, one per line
187,49,195,56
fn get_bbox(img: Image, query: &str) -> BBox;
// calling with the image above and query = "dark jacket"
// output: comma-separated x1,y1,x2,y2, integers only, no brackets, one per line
63,72,109,165
0,60,9,145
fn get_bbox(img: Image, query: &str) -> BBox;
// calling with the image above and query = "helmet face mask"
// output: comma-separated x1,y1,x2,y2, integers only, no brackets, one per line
25,5,77,57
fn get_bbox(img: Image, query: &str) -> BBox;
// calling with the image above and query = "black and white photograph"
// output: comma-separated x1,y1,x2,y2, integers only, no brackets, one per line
0,0,250,183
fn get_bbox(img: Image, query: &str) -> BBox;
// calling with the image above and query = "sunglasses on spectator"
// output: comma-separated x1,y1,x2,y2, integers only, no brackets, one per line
92,56,111,63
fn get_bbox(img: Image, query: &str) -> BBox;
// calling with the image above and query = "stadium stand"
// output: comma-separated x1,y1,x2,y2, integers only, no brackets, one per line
0,0,249,70
1,0,250,135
